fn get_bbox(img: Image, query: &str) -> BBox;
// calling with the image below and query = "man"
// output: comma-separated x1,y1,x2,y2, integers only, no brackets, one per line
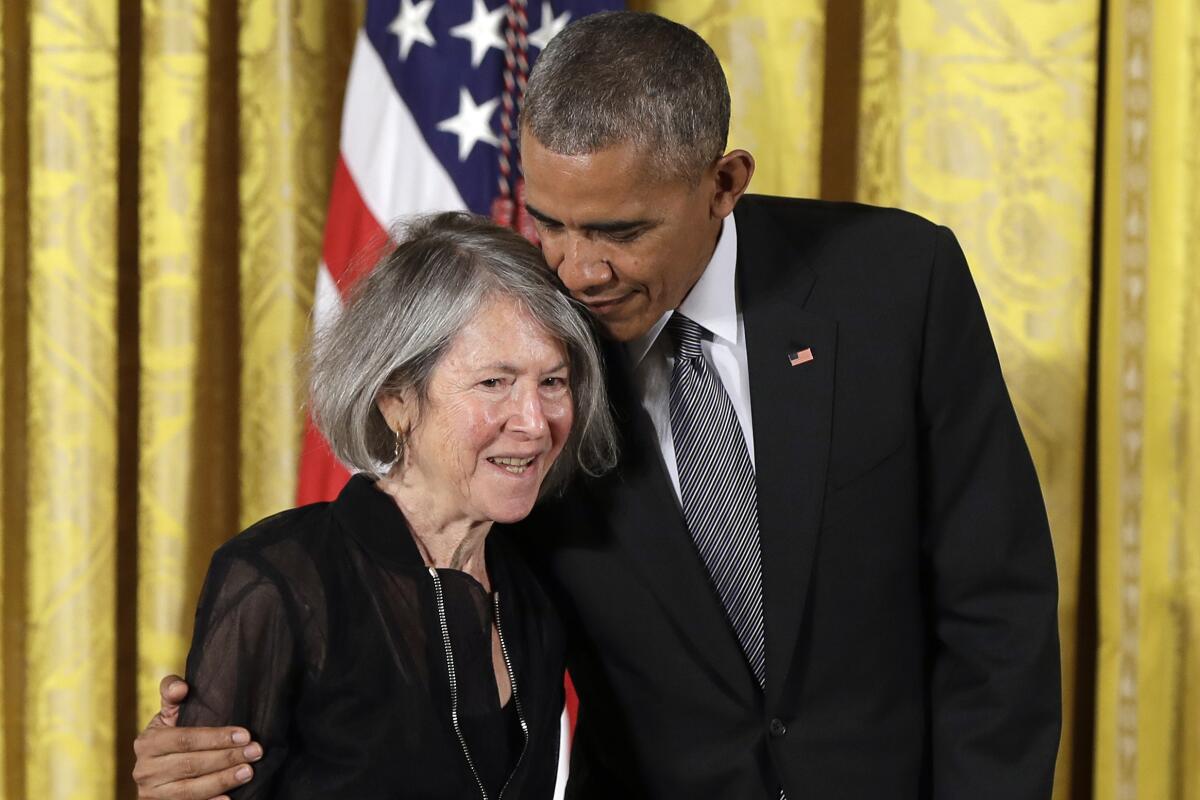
133,11,1060,799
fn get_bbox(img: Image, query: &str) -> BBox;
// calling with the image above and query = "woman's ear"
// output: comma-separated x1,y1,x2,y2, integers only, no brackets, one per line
376,390,415,437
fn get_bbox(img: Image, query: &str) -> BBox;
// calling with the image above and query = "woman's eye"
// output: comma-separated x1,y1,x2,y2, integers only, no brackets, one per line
480,378,503,388
542,376,568,389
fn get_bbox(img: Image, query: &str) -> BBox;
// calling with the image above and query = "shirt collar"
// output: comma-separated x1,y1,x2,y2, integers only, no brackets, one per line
627,211,739,366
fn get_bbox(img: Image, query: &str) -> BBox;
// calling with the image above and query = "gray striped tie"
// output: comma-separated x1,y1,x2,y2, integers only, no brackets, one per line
667,312,767,687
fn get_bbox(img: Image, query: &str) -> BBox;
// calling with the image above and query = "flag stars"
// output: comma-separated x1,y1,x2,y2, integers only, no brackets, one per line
390,0,436,61
529,1,571,50
438,87,500,161
450,0,507,68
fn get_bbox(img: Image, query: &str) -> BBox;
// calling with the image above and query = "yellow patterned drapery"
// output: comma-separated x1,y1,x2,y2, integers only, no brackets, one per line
25,3,120,796
134,0,357,728
137,0,219,730
0,1,358,796
1,2,1198,798
857,3,1099,796
1095,0,1200,797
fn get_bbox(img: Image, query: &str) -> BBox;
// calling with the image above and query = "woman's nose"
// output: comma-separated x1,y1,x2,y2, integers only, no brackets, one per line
507,386,548,436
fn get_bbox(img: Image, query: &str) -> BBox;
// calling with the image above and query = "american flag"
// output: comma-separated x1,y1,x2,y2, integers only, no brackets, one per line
296,2,620,793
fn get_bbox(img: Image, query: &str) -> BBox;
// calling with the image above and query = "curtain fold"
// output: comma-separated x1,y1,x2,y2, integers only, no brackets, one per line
1095,0,1200,796
136,0,214,725
25,1,120,795
236,0,350,530
855,3,1100,798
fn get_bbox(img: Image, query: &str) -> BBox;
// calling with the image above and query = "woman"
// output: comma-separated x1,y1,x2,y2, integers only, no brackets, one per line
161,212,616,797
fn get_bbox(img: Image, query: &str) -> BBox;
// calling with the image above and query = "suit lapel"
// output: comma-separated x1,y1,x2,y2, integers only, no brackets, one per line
588,341,755,698
737,201,836,707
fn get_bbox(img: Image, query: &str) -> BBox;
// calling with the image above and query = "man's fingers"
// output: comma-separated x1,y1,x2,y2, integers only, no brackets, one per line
175,763,255,800
136,762,255,800
150,743,260,778
134,725,253,758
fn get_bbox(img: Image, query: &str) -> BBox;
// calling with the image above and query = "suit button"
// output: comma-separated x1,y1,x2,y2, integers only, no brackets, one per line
769,718,787,737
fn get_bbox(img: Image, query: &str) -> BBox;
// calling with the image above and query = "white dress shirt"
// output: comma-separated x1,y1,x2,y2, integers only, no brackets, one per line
626,213,755,503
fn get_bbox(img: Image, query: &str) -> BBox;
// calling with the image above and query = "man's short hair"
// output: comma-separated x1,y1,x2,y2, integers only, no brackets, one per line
521,11,731,183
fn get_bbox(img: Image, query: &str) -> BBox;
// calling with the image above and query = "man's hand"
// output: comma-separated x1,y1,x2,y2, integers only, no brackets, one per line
132,675,263,800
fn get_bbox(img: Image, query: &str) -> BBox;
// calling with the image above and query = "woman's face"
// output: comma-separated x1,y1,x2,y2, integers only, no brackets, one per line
393,295,574,525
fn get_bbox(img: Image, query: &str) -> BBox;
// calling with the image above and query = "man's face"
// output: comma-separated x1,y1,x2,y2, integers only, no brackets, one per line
521,133,723,343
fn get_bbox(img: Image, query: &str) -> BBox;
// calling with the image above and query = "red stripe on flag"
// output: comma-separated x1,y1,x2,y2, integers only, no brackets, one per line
322,155,391,294
296,415,351,505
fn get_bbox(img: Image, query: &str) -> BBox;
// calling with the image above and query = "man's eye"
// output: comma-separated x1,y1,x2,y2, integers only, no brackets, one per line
606,229,642,243
479,378,503,388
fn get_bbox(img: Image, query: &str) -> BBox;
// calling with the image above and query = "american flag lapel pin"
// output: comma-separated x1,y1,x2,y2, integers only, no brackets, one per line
788,347,814,367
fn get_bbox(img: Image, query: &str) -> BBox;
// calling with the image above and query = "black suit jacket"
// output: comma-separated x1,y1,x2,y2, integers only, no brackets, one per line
515,195,1061,799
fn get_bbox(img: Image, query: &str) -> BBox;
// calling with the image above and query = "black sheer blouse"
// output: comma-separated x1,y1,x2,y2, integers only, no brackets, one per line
179,474,566,798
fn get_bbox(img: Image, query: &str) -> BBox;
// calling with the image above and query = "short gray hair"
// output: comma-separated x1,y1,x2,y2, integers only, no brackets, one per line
521,11,730,182
309,212,617,495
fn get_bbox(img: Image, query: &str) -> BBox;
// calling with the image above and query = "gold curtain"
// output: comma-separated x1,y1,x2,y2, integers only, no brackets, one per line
2,1,1199,798
1095,0,1200,797
24,3,120,796
0,1,358,797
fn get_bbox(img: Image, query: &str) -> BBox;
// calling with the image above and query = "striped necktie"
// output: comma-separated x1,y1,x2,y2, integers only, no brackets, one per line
667,312,767,687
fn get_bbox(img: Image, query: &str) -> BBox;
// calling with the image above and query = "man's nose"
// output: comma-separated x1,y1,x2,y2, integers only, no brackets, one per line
553,235,614,294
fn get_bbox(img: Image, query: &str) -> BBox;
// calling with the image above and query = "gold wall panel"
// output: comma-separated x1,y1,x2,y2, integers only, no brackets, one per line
635,0,826,198
26,1,119,796
1096,1,1200,797
857,2,1099,797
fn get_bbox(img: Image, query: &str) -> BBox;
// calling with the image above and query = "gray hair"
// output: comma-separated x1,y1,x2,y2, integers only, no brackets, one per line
309,211,617,495
521,11,730,182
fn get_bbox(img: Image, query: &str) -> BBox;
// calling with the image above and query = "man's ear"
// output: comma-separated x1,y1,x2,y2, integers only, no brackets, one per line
710,149,755,219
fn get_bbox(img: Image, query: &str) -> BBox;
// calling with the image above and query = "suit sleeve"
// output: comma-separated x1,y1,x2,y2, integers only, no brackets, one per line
179,548,301,796
917,226,1061,798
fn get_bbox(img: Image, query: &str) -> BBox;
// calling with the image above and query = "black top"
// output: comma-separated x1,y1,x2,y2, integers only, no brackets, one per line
180,474,566,799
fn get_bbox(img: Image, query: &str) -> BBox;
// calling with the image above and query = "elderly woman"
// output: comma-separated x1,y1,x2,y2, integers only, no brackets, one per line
140,212,616,798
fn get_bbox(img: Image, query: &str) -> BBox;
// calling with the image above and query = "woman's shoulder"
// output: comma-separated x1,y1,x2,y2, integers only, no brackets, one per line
205,501,337,603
